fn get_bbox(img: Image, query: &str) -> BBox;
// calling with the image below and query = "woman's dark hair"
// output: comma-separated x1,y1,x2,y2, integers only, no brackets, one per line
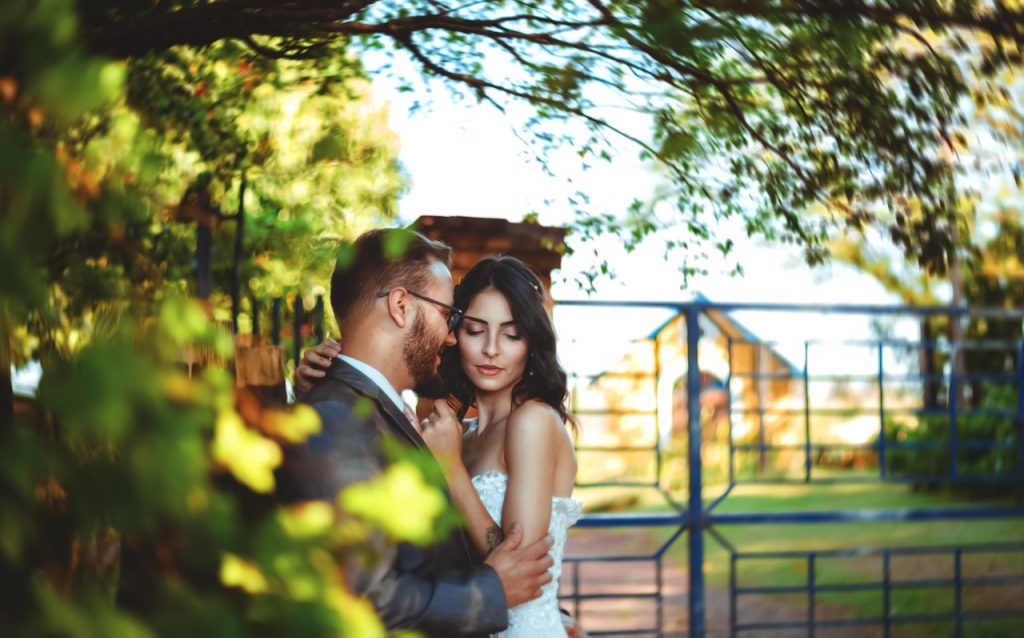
440,255,575,430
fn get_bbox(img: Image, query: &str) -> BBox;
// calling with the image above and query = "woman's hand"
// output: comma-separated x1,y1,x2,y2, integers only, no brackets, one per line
293,337,341,396
421,398,502,558
420,399,465,468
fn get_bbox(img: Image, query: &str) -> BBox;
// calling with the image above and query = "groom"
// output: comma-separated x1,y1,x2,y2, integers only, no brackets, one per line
277,227,553,637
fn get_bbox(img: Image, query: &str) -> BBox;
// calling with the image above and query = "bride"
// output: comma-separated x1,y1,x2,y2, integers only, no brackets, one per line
420,255,579,637
299,255,580,637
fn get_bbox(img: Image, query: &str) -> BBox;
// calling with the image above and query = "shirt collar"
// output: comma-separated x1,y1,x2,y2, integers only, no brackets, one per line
338,354,405,412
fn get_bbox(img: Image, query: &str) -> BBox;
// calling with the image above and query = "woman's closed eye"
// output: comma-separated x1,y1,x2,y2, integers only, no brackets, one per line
463,327,520,339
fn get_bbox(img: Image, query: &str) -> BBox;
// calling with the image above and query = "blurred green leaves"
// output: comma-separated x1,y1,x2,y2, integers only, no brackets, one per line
340,461,447,545
0,2,434,636
213,407,282,494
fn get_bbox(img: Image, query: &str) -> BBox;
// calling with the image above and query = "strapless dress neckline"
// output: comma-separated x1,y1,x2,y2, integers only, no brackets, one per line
470,469,581,636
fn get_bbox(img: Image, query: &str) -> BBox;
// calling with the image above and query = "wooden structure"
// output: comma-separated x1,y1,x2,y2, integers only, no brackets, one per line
413,215,567,311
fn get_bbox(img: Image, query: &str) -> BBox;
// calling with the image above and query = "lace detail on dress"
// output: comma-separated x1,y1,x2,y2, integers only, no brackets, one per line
471,470,582,637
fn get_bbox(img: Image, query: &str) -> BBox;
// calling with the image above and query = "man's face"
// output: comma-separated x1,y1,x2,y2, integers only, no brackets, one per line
401,260,456,395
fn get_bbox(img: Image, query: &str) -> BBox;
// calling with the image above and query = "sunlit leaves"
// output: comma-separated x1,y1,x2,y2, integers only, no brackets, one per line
1,3,433,637
2,0,124,123
327,588,386,638
31,581,156,638
120,40,404,304
220,554,269,595
40,337,156,443
279,501,335,539
213,407,282,494
263,403,322,444
340,461,447,545
53,0,1024,280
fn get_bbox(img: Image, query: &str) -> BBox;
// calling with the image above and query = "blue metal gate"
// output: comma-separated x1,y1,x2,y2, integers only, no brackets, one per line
555,300,1024,637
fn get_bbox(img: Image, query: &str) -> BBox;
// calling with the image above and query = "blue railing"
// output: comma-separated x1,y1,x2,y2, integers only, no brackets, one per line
242,294,1024,635
242,294,326,367
722,539,1024,636
556,299,1024,637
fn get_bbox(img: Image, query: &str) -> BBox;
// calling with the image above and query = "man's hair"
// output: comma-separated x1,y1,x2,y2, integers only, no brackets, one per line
330,227,452,326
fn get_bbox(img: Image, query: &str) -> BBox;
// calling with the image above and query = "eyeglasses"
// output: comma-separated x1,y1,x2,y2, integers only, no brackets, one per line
377,288,463,333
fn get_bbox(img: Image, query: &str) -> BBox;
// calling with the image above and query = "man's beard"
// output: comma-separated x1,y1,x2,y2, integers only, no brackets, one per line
403,310,447,398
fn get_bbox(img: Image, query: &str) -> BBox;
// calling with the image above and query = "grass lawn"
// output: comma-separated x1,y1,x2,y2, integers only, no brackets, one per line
574,481,1024,636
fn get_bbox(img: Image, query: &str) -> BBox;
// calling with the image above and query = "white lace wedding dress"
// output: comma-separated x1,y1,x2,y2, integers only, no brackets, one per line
471,469,582,637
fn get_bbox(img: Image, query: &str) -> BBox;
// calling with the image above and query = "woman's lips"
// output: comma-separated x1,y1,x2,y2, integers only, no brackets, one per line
476,365,503,377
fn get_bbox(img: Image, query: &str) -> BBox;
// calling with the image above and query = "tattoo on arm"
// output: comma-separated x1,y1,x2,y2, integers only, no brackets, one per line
485,525,505,555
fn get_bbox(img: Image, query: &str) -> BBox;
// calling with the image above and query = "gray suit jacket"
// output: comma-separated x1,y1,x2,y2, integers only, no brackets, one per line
277,359,509,637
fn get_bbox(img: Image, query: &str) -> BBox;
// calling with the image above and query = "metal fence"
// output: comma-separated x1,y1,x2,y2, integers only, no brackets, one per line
241,294,326,367
555,300,1024,637
243,294,1024,636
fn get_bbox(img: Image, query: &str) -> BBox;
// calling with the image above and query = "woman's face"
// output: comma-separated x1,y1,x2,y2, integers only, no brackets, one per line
457,287,529,395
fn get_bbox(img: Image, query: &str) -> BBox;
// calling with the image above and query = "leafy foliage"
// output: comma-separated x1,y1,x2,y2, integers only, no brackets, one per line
884,383,1022,489
76,0,1024,276
0,0,429,635
830,39,1024,407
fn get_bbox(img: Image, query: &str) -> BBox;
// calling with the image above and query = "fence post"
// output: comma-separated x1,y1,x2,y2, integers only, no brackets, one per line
808,553,817,638
685,304,705,638
949,341,959,480
271,297,281,345
878,340,887,479
293,296,303,368
1017,340,1023,481
1015,342,1024,481
729,553,738,637
727,336,735,485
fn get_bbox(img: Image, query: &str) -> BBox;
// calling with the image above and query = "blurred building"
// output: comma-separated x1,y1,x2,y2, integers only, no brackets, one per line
413,215,567,314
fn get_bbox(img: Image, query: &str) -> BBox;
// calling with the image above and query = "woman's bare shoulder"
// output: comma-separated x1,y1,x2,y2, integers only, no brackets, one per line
506,400,564,439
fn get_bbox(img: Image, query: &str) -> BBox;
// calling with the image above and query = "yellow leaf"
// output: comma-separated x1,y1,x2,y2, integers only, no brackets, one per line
265,404,322,443
279,501,335,538
220,554,268,594
213,409,282,493
328,587,386,638
339,462,446,545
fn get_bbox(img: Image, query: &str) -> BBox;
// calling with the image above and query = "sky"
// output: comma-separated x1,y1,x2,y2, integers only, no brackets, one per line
368,57,900,303
365,57,923,379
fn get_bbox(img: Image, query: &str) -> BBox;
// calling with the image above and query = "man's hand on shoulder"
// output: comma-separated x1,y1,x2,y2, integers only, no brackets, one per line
484,522,554,608
294,337,341,397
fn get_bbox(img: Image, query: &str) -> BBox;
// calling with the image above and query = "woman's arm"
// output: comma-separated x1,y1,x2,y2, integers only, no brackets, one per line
294,337,340,396
421,400,506,558
502,402,559,546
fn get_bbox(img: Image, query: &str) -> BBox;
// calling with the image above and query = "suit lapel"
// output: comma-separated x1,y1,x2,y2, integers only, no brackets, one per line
325,359,427,449
325,359,477,565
